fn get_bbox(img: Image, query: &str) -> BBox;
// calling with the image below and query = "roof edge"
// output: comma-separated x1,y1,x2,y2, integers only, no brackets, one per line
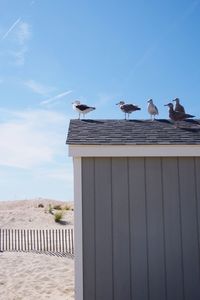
68,144,200,157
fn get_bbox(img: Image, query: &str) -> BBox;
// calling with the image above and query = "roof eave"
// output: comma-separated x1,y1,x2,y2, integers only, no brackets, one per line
68,144,200,157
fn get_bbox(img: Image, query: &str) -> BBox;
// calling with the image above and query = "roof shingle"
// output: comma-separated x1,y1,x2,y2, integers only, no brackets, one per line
66,119,200,145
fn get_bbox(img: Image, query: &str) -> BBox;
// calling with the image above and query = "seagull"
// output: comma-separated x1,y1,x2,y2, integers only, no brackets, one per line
172,98,185,113
147,99,159,120
116,101,141,120
164,103,195,126
72,100,96,119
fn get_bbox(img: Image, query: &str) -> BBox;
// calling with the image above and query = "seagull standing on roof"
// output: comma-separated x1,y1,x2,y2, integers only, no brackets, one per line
164,103,195,127
72,100,96,119
172,98,185,113
147,99,159,120
116,100,141,120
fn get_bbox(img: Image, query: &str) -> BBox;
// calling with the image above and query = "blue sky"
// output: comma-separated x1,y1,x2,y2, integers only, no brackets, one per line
0,0,200,201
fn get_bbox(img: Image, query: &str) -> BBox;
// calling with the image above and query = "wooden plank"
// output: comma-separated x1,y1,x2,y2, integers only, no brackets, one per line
112,157,131,300
14,230,16,251
82,158,95,300
3,230,4,251
30,230,33,251
68,229,71,253
46,230,49,251
71,229,74,254
94,158,113,300
17,230,18,251
6,229,7,251
162,157,184,299
52,230,55,252
40,230,42,251
25,230,27,251
61,229,63,253
64,230,67,252
20,230,23,251
36,230,39,251
11,230,13,251
34,230,36,251
195,158,200,266
178,158,200,299
55,230,58,252
145,157,166,300
8,229,10,251
129,157,148,300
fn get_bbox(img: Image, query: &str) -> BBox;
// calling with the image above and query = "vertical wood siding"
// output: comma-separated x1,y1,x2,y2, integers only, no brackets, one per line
82,157,200,300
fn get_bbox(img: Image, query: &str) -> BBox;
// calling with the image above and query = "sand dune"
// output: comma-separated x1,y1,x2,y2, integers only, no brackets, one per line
0,199,74,229
0,199,74,300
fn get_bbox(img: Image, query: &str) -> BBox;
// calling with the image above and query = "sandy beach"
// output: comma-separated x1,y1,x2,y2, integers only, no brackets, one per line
0,199,74,300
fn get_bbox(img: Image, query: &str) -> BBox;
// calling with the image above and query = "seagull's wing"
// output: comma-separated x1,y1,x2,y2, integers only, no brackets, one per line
178,104,185,113
155,105,159,114
76,104,90,111
184,113,195,119
123,104,140,111
174,102,185,113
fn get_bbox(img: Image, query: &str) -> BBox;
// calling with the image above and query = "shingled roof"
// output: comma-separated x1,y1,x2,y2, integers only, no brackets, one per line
66,119,200,145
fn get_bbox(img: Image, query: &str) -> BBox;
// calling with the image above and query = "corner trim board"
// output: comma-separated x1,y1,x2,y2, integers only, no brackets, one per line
73,157,83,300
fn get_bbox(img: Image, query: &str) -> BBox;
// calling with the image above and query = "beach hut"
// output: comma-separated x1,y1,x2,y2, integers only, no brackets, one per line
67,119,200,300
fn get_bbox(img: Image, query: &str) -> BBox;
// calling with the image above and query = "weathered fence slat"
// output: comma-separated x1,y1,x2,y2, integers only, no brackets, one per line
0,228,74,255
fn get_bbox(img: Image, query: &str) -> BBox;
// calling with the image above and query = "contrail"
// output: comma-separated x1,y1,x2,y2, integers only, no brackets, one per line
40,90,73,105
1,18,21,40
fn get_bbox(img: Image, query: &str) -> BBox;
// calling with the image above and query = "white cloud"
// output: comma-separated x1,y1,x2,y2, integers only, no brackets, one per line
11,46,28,66
0,109,69,169
40,90,73,105
16,21,31,45
24,79,55,96
2,19,31,66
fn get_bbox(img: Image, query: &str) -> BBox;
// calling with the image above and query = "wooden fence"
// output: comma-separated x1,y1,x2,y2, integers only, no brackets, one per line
0,228,74,255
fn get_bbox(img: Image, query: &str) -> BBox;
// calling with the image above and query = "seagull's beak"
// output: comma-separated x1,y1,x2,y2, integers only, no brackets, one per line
164,104,168,106
116,103,120,105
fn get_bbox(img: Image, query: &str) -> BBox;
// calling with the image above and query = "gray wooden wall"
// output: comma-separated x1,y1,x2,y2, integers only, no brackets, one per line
81,157,200,300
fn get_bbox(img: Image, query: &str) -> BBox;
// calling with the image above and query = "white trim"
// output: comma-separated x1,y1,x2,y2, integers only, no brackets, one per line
69,144,200,157
73,157,83,300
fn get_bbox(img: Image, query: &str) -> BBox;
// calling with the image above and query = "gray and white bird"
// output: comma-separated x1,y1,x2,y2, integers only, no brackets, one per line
72,100,96,119
164,103,195,127
172,98,185,113
116,101,141,120
147,99,159,120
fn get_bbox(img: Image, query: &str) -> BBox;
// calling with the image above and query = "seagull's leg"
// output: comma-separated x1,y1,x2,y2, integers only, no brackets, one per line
125,113,126,120
78,113,80,120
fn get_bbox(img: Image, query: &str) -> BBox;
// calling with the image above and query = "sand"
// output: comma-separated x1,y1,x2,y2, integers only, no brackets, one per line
0,199,74,229
0,199,74,300
0,252,74,300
